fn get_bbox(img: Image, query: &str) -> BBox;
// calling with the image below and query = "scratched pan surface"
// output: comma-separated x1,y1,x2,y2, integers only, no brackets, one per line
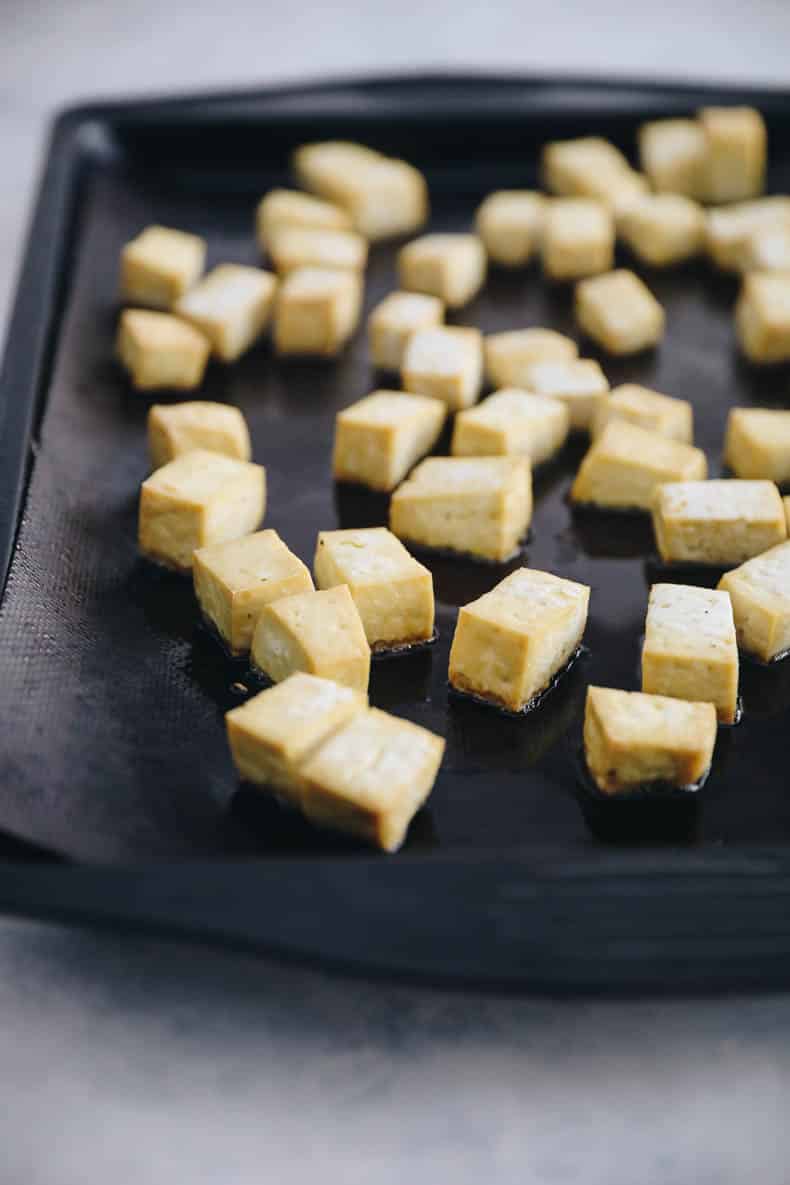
3,76,790,990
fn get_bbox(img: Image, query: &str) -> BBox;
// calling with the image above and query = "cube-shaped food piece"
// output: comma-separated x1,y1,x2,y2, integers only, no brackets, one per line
484,328,578,388
176,265,277,362
314,527,434,650
698,106,766,204
449,567,590,713
368,291,444,372
225,673,367,805
719,541,790,662
398,234,486,309
117,310,210,392
522,358,609,432
120,225,206,310
706,198,790,271
652,480,787,566
251,585,370,692
583,686,717,795
617,194,705,267
255,188,352,253
293,141,428,241
575,269,665,356
571,421,707,511
390,456,532,563
300,708,445,852
542,199,614,280
139,449,266,572
542,137,647,210
641,584,739,723
592,384,693,444
725,408,790,483
741,224,790,273
451,388,569,465
638,118,707,198
474,190,546,267
274,266,362,357
194,529,314,656
736,272,790,364
332,390,446,492
147,401,251,469
401,326,483,411
267,227,368,275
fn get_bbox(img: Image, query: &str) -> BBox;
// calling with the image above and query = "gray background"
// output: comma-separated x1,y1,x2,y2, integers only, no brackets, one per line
3,2,790,1181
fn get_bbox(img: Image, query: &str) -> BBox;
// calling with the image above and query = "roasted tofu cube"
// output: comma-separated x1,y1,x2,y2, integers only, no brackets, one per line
698,106,766,204
147,401,251,469
575,269,665,356
740,224,790,273
725,408,790,483
332,390,446,492
398,234,486,308
617,194,705,267
451,388,570,465
120,224,206,309
638,118,707,198
367,291,444,372
474,190,546,266
592,385,693,444
117,309,210,392
542,137,647,210
652,480,787,566
251,585,370,692
267,227,367,275
176,265,277,362
706,197,790,271
522,358,609,432
401,326,483,411
255,188,352,253
736,272,790,364
571,421,707,511
274,266,362,357
484,328,578,389
719,541,790,662
542,199,614,280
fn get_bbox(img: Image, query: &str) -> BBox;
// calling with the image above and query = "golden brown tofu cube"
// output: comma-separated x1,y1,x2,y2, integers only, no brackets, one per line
332,390,446,492
451,388,569,466
368,291,444,372
542,137,647,210
251,585,370,692
484,328,577,389
736,272,790,364
255,188,352,253
575,270,665,356
522,358,609,432
652,480,787,566
398,234,486,309
175,264,277,362
401,326,483,411
698,106,766,204
474,190,546,266
719,541,790,662
267,227,368,275
274,267,362,357
571,421,707,511
147,401,251,469
725,408,790,483
592,385,693,444
120,225,206,310
638,119,707,199
117,310,210,392
617,194,705,267
542,199,614,281
706,198,790,271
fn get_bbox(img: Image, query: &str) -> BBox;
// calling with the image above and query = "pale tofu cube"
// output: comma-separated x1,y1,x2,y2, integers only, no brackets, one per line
120,225,206,310
314,527,434,650
251,585,370,692
176,265,277,362
390,456,532,563
451,388,569,465
572,421,707,511
138,449,266,572
401,326,483,411
274,267,362,357
332,389,446,492
583,686,717,795
484,328,578,388
299,708,445,852
117,310,210,392
542,199,614,280
293,141,428,242
575,269,665,356
699,106,766,204
255,188,352,253
617,194,705,266
719,541,790,662
652,480,787,566
638,119,707,198
147,401,251,469
448,567,589,713
592,384,693,444
741,224,790,273
193,529,314,656
736,272,790,364
398,234,486,309
725,408,790,483
542,137,647,210
706,198,790,271
368,291,444,372
642,584,739,723
267,227,367,275
522,358,609,432
474,190,546,266
225,673,367,805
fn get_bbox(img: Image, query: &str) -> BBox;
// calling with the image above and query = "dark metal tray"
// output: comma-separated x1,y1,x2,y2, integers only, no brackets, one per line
3,73,790,991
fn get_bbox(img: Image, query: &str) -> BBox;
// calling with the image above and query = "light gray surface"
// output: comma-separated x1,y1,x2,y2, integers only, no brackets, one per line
3,2,790,1182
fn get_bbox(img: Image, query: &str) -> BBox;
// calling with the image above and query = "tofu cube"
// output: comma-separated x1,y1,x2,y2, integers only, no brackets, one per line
267,227,367,275
652,480,787,566
255,188,352,253
299,708,445,852
448,567,590,712
542,137,647,210
120,225,206,310
390,456,532,563
225,673,367,805
719,541,790,662
575,269,665,356
451,388,570,465
176,265,277,362
522,358,609,432
484,328,578,389
706,198,790,271
638,118,707,198
274,267,362,357
368,291,444,372
617,194,705,267
138,449,266,572
401,326,483,411
542,199,614,280
583,686,717,795
571,421,707,511
593,384,693,444
725,408,790,483
741,224,790,273
314,527,434,650
147,401,251,469
332,390,446,492
117,310,210,392
474,190,546,266
251,585,370,692
699,106,766,204
398,234,486,309
642,584,739,724
736,272,790,364
193,529,314,656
